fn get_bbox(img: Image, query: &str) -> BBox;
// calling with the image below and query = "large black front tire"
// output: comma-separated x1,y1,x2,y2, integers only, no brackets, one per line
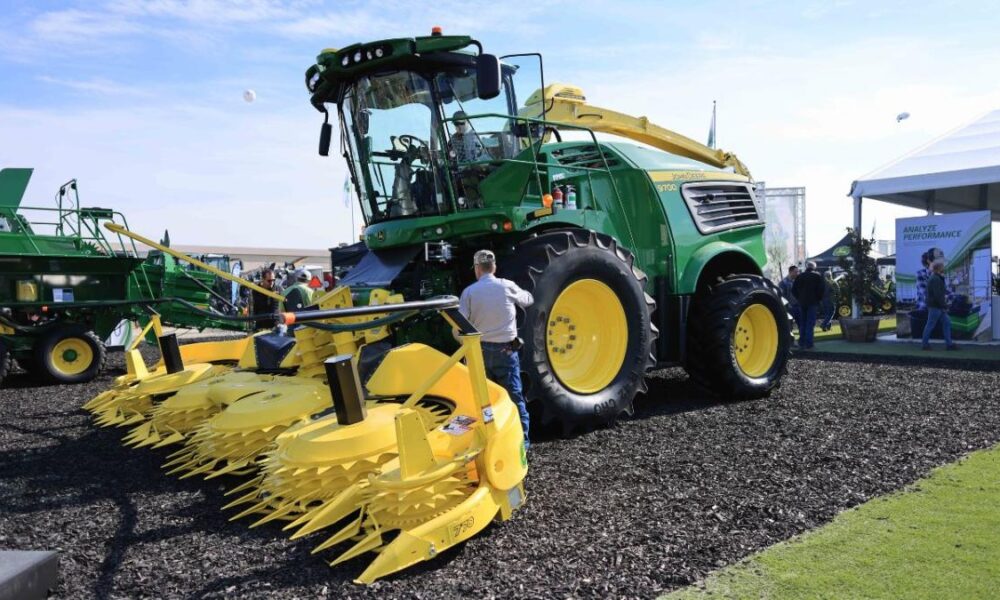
686,275,791,399
506,230,656,428
34,326,107,384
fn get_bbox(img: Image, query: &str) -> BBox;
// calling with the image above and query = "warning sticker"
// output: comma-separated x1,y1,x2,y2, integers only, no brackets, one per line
441,415,477,436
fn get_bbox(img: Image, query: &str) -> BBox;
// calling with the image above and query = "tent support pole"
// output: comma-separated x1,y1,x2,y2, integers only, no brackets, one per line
852,195,862,319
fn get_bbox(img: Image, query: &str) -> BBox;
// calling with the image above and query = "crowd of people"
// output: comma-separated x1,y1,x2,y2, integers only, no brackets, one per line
779,262,828,350
778,260,959,351
243,266,333,328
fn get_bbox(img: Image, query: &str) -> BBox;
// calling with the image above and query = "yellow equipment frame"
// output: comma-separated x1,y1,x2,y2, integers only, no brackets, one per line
526,83,751,178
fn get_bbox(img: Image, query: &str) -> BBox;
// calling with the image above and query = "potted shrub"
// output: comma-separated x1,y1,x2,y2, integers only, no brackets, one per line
837,228,880,343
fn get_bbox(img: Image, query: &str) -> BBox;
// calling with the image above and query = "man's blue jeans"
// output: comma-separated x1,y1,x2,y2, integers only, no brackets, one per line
799,305,818,348
820,300,834,329
481,343,530,447
922,307,954,347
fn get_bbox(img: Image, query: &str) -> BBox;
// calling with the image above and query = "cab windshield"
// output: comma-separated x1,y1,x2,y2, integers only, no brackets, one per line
340,60,527,224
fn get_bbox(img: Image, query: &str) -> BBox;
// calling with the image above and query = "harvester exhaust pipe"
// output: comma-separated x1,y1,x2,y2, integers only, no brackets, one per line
324,354,366,425
158,334,184,374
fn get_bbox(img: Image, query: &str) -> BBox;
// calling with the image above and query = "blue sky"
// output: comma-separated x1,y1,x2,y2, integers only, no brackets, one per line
2,0,999,252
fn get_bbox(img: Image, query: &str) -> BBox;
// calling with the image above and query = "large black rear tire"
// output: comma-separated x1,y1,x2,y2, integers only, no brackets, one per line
34,326,107,384
686,275,791,399
505,230,656,428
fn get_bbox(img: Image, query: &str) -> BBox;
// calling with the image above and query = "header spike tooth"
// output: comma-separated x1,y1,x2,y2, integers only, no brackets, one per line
152,432,185,448
222,489,262,511
352,531,428,584
291,484,364,539
225,475,264,497
205,461,245,480
330,528,382,565
230,498,273,522
164,462,194,476
178,461,215,479
310,513,363,553
250,503,295,528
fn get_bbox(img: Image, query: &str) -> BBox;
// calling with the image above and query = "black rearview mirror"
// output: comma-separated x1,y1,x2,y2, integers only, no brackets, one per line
477,54,501,100
319,121,332,156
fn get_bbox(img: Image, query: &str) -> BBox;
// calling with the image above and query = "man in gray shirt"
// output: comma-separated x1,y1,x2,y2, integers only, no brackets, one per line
459,250,534,447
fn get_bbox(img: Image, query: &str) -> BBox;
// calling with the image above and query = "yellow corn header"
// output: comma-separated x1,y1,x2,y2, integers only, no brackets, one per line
84,288,527,583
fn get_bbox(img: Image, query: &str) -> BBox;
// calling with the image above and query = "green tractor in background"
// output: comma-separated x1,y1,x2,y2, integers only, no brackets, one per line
305,31,792,430
834,275,895,318
0,169,247,387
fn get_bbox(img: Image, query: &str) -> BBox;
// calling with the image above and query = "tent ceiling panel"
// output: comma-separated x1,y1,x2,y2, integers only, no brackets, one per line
850,110,1000,221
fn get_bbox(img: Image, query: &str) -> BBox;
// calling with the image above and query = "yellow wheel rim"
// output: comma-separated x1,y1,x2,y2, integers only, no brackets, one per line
733,304,779,378
51,338,94,376
838,305,851,318
882,300,893,311
546,279,627,394
863,303,874,314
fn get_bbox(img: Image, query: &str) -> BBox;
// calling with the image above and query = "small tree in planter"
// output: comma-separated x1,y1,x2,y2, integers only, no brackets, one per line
837,227,880,342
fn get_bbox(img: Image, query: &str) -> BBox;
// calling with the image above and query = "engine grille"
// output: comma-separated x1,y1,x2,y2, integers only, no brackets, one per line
680,181,762,234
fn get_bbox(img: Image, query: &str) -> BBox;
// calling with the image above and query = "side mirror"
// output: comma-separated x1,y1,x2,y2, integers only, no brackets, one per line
319,121,332,156
477,54,501,100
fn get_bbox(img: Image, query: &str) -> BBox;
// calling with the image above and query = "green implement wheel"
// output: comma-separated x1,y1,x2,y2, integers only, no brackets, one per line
34,326,107,384
686,275,792,399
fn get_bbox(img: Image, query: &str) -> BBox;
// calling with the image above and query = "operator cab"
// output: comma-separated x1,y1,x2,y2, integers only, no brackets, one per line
307,33,544,225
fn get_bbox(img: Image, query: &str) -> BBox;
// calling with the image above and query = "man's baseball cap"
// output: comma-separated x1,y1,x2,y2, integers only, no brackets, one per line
473,249,495,266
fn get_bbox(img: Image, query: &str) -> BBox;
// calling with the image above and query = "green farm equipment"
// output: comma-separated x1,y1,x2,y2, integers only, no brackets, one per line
0,168,250,386
304,31,792,430
834,276,895,318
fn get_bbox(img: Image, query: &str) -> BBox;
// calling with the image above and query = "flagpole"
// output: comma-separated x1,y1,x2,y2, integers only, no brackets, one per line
707,100,717,149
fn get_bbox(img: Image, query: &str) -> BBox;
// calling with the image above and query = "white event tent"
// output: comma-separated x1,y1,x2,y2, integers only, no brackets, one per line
850,109,1000,221
847,109,1000,317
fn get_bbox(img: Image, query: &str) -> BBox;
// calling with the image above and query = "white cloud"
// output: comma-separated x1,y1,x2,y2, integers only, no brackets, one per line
30,8,142,40
0,101,352,249
109,0,305,23
37,75,154,98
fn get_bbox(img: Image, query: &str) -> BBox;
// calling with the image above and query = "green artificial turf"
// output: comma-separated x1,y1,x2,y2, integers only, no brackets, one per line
812,339,1000,361
664,444,1000,600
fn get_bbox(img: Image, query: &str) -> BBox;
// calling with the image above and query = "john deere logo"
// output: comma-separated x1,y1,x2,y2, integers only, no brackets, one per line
377,230,385,241
833,246,851,257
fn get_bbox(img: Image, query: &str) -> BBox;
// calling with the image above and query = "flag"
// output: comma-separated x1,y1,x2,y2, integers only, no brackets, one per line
706,100,717,149
342,177,351,208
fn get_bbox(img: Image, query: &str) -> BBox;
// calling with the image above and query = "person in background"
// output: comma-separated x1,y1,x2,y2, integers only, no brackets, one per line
448,110,489,208
281,268,314,312
250,268,283,329
792,261,825,349
916,248,942,309
922,261,959,351
820,270,836,331
779,266,801,333
458,250,533,448
448,110,488,163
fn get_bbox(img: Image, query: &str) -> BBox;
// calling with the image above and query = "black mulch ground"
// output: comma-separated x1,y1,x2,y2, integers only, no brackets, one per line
2,351,999,599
